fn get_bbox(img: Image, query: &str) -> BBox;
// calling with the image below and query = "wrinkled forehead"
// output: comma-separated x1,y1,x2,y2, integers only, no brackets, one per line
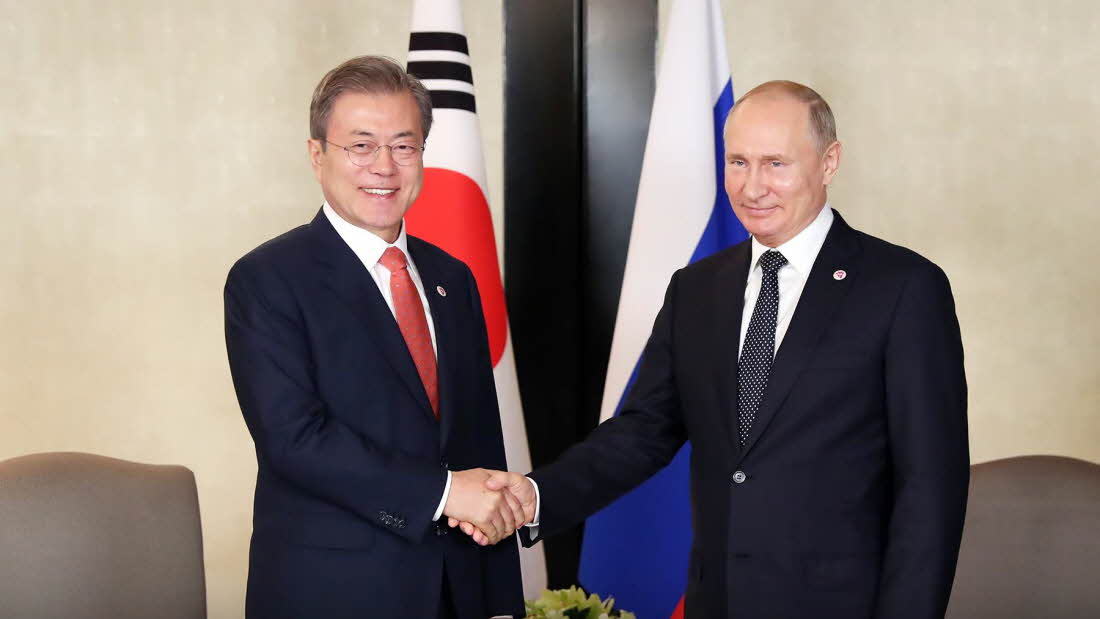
327,90,424,139
726,93,810,131
724,95,814,148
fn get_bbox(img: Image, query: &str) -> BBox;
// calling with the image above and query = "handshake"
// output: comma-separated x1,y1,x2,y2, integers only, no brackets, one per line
441,469,537,546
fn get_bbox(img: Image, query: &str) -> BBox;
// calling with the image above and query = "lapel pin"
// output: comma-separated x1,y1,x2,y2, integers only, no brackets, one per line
833,269,847,281
436,285,447,297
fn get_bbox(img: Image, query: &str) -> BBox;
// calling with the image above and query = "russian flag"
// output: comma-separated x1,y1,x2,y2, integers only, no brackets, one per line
405,0,548,599
578,0,746,617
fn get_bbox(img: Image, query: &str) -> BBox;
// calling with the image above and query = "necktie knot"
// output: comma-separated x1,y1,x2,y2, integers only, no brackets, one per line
379,247,408,273
758,250,788,275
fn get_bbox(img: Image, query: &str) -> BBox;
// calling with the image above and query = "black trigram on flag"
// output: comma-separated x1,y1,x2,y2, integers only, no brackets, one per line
408,31,476,113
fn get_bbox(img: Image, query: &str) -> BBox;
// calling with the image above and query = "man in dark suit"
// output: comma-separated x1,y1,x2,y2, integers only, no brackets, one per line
224,56,525,619
473,81,969,618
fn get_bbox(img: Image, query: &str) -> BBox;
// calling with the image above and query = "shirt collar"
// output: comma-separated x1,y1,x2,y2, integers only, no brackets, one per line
749,203,834,278
322,201,412,269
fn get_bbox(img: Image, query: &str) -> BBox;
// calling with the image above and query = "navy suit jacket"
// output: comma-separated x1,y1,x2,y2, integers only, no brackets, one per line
524,211,969,618
225,209,523,619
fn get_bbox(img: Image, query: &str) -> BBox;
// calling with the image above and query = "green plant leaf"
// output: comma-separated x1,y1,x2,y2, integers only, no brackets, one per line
523,586,635,619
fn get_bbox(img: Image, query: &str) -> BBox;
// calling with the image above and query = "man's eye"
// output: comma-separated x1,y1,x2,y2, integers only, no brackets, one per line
350,143,375,153
392,144,416,154
728,159,745,167
769,160,784,167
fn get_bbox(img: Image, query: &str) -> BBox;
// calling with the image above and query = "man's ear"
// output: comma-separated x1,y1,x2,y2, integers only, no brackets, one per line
822,140,842,186
308,139,325,182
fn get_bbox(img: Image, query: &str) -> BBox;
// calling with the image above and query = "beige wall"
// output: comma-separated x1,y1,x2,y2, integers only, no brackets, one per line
3,1,1098,617
0,2,502,617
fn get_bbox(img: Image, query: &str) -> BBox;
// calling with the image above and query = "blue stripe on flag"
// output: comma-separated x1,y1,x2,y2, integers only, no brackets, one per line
578,80,747,618
691,81,745,264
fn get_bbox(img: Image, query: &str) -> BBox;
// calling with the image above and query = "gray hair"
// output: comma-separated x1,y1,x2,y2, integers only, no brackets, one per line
309,55,433,147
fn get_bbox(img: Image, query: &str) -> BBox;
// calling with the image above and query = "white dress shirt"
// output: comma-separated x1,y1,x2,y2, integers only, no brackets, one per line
739,204,834,356
322,203,452,521
323,203,438,354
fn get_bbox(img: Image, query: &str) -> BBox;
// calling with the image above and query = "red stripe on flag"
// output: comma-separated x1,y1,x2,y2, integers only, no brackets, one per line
407,167,507,365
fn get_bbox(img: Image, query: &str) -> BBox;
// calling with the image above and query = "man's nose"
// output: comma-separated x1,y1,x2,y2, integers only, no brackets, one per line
367,146,397,175
743,167,766,200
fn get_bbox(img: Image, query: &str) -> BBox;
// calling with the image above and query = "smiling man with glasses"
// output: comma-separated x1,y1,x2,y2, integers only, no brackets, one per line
224,55,525,619
307,69,429,244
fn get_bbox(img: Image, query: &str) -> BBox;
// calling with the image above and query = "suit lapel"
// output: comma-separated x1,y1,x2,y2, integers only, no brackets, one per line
307,211,437,422
737,211,862,462
408,237,459,449
712,242,752,456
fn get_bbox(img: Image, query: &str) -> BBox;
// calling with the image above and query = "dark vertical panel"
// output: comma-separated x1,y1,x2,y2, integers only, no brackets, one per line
581,0,657,429
504,0,656,591
504,0,584,590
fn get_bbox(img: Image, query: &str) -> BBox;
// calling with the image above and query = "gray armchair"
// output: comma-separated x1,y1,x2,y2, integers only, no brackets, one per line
0,452,206,619
946,455,1100,618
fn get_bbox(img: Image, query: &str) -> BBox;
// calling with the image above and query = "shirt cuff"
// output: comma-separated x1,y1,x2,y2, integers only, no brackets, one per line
525,476,541,527
432,470,452,521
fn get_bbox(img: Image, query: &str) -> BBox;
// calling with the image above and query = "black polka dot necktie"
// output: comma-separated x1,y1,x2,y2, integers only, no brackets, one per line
737,249,788,447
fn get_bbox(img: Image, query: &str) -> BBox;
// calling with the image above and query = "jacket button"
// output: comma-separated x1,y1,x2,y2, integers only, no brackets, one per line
732,470,747,484
440,458,448,468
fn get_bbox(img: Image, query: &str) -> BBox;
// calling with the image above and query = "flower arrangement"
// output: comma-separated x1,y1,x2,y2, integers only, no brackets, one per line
524,586,636,619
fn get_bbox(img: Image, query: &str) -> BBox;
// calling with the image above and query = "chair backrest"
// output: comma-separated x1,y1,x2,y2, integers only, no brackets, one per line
946,455,1100,619
0,452,206,619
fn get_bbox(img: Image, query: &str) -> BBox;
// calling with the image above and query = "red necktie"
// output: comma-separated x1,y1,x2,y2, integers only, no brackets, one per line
379,247,439,418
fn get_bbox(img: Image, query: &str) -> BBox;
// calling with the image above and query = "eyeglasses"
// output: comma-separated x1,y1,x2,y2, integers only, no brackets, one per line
324,140,425,167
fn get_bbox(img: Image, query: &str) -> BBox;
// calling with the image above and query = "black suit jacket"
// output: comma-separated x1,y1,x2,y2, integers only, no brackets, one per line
225,209,523,619
525,211,968,619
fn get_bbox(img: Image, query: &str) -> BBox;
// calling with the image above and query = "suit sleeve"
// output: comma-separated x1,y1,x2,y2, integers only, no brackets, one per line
224,258,446,543
523,270,689,543
875,262,970,618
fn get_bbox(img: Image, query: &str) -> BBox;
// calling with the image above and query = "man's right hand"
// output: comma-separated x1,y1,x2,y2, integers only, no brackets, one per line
442,469,526,545
448,470,538,545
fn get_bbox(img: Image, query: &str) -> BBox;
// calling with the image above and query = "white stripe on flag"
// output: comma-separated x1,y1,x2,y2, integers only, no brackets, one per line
599,0,732,423
421,79,476,95
407,49,472,64
580,3,741,615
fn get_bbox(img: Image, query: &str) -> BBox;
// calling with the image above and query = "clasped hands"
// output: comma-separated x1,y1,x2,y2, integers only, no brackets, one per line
441,469,536,546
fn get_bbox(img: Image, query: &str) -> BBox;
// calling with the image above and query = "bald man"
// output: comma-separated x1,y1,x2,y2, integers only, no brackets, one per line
479,81,969,619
